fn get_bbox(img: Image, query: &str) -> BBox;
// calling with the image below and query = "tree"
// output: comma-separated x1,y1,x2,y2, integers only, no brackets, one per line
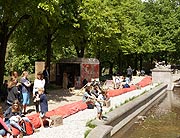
0,0,36,85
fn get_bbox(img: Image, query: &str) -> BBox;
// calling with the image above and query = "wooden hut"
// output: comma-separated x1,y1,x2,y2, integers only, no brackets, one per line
56,58,99,88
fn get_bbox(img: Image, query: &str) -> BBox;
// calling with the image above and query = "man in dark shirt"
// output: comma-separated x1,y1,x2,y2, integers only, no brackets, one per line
127,66,133,81
43,65,49,94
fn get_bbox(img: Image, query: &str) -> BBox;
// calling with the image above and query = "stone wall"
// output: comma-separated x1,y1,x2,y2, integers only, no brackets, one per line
88,84,167,138
35,61,45,78
152,68,172,90
35,61,56,82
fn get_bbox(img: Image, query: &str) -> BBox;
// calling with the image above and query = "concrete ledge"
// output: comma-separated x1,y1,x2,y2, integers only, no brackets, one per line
88,83,167,138
87,125,113,138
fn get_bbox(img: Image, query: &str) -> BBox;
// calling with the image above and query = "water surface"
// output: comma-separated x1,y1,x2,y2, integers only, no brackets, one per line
120,88,180,138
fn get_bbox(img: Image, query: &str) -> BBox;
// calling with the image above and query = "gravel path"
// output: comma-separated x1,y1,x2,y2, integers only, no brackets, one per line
24,76,156,138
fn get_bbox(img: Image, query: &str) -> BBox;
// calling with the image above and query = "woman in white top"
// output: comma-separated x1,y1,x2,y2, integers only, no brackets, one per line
33,72,45,113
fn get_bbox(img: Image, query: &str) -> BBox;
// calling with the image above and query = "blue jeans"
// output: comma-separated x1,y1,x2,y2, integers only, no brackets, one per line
0,120,10,136
0,129,6,136
10,117,30,131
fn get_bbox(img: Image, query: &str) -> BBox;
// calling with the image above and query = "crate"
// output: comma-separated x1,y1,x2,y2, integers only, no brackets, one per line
50,115,63,127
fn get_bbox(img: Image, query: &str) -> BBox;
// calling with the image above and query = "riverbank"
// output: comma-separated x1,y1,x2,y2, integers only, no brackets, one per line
24,76,156,138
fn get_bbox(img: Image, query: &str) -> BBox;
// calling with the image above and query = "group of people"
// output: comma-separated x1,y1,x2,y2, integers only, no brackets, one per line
114,66,146,89
0,99,33,138
114,75,131,89
6,71,32,114
82,83,109,120
0,66,53,137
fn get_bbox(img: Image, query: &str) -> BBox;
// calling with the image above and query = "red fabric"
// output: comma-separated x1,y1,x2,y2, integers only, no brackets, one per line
27,76,152,129
27,101,87,128
11,126,20,136
27,114,41,129
0,118,9,131
22,120,34,135
107,76,152,98
107,86,136,98
136,76,152,87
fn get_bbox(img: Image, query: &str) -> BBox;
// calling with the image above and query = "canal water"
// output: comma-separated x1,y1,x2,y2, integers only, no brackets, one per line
120,88,180,138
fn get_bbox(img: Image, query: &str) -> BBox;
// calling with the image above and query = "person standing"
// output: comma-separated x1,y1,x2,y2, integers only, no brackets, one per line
127,66,133,81
33,72,45,113
63,72,68,89
11,71,23,103
43,65,49,94
36,88,53,128
6,77,21,107
20,71,31,114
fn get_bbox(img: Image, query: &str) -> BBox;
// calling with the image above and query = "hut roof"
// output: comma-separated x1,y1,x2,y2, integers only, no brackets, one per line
59,58,99,64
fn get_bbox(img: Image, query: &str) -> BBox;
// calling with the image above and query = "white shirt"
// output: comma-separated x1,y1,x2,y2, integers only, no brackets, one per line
33,79,45,95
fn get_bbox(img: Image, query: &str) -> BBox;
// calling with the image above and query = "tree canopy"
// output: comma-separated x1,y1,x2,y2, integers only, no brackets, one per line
1,0,180,85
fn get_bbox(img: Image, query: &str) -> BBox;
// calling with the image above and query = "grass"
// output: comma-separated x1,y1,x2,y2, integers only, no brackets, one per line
84,129,92,138
86,119,97,128
84,119,97,138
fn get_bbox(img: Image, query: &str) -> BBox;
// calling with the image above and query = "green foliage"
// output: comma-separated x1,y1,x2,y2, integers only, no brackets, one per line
109,107,113,112
84,129,92,138
5,42,35,75
86,119,96,128
2,0,180,83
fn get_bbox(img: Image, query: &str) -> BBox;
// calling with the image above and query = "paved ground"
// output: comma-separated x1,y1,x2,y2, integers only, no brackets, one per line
26,76,144,115
26,88,82,115
23,76,156,138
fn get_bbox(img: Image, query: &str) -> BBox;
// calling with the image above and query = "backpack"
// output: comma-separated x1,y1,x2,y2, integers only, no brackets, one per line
21,120,34,136
123,83,130,88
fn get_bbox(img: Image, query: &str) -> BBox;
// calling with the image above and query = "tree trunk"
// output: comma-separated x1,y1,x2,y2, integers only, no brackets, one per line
140,54,143,70
46,31,52,79
75,37,86,58
75,45,84,58
0,38,8,86
118,50,123,74
134,53,138,72
109,62,113,75
0,15,30,86
0,23,8,86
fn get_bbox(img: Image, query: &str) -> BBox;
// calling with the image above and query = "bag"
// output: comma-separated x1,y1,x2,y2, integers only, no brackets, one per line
21,120,34,135
87,103,94,109
123,83,130,88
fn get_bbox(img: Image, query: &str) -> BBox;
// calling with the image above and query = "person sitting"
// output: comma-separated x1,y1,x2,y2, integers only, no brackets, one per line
0,106,12,137
82,85,96,109
140,69,145,76
114,76,121,89
4,100,31,137
136,70,141,76
82,79,88,87
91,84,101,98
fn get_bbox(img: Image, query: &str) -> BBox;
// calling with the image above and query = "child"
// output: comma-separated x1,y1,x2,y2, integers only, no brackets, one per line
36,88,53,128
0,106,12,137
95,92,104,120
